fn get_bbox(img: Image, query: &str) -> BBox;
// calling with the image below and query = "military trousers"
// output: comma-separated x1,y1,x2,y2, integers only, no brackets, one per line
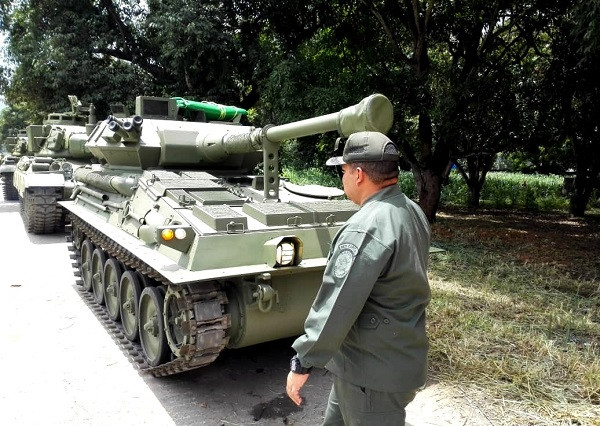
322,374,416,426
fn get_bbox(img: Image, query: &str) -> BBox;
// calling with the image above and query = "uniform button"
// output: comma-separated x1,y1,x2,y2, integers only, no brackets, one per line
383,318,390,324
370,317,376,324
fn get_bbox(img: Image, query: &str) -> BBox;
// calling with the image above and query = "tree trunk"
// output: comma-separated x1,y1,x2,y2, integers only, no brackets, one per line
416,168,443,224
569,170,596,217
467,184,481,209
569,136,600,217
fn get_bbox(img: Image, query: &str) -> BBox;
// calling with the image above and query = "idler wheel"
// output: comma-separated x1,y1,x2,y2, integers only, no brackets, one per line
139,286,170,366
91,248,107,305
164,286,194,358
119,271,144,342
103,258,123,321
80,239,94,292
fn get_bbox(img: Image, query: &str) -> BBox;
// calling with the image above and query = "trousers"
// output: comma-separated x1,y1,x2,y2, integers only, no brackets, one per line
322,374,416,426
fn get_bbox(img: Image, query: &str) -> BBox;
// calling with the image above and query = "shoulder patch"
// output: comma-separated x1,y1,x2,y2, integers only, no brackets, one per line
333,243,358,279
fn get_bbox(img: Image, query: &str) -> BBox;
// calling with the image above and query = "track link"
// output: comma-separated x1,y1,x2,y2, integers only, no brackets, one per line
2,173,19,201
68,215,231,377
22,187,64,234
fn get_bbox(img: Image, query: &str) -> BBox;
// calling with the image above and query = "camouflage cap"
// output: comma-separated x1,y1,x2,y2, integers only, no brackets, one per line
326,131,399,166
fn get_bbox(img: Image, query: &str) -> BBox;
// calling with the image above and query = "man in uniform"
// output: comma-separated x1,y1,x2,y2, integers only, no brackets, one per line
285,131,431,425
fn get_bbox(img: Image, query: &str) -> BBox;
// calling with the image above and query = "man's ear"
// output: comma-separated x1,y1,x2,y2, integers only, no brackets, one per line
355,167,364,183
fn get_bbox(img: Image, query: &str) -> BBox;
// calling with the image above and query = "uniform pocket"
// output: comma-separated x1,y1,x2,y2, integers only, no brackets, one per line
358,312,380,329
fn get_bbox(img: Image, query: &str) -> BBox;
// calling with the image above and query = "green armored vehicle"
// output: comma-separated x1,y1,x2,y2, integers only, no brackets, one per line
60,94,393,377
0,129,29,200
12,96,99,233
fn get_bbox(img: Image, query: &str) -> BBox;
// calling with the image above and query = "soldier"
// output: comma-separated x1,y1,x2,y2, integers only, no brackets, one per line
286,131,431,425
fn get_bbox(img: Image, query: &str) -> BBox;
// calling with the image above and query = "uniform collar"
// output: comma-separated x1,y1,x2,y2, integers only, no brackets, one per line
361,184,401,206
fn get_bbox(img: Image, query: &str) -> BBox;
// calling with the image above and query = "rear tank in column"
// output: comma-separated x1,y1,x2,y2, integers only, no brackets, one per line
12,96,101,233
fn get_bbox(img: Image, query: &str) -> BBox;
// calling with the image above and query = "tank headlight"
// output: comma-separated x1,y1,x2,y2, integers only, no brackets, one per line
174,228,187,239
276,242,295,266
161,228,175,241
263,236,303,267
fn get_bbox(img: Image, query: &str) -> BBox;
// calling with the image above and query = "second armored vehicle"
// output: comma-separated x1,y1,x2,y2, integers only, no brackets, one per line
12,96,98,233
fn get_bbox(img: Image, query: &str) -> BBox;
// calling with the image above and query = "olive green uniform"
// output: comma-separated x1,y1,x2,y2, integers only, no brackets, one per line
292,185,431,425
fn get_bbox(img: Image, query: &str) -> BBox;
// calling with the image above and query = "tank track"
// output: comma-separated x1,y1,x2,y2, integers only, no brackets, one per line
2,173,19,201
68,215,231,377
21,187,65,234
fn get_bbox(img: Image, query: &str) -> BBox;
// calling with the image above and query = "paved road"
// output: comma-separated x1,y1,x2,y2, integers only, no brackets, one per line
0,188,486,426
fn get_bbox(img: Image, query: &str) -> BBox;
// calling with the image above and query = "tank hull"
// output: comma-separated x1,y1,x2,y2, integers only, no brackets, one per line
61,167,357,377
14,158,90,233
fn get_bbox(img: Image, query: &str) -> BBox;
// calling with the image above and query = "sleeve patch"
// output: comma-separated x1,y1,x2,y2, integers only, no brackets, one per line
333,243,358,279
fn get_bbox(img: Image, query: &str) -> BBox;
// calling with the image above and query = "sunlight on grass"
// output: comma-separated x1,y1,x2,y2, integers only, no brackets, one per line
428,245,600,425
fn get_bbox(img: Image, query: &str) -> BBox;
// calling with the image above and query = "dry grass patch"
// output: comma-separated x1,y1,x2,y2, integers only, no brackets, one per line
428,210,600,425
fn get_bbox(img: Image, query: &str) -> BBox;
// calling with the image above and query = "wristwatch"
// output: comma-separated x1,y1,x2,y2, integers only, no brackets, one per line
290,354,313,374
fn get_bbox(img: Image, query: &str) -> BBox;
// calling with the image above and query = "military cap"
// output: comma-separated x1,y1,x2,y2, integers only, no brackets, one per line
326,131,399,166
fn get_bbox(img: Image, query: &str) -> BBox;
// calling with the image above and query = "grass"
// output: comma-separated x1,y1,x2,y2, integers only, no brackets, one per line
428,227,600,425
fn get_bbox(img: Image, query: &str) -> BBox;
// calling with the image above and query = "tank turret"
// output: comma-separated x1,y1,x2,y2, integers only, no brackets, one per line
60,94,394,377
12,96,99,233
24,94,97,159
87,94,392,200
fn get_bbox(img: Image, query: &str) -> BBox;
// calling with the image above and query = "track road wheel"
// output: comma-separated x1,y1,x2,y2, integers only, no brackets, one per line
80,239,94,292
119,271,143,342
139,286,170,366
91,248,107,305
103,258,123,321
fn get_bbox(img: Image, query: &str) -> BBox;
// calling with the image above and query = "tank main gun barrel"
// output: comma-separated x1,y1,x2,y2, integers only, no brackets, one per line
212,93,393,156
217,93,394,200
267,93,393,141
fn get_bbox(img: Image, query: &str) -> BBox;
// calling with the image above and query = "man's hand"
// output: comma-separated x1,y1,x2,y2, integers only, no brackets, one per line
286,371,310,406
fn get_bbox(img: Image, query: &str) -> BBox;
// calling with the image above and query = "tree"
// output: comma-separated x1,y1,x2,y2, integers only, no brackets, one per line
0,0,294,119
539,0,600,216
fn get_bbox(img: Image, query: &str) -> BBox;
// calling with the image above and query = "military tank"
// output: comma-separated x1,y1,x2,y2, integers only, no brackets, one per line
0,129,29,201
60,94,394,377
12,96,100,233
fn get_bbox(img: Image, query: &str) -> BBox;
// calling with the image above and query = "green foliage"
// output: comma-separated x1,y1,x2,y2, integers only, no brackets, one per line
0,104,31,140
1,0,598,219
436,171,569,210
281,166,339,188
285,168,573,212
397,172,418,199
479,172,568,210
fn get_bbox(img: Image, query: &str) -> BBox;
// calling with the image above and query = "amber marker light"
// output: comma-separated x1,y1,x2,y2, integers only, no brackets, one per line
161,228,175,241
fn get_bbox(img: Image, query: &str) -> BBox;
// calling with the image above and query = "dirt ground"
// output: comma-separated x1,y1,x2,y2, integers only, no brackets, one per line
433,207,600,282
